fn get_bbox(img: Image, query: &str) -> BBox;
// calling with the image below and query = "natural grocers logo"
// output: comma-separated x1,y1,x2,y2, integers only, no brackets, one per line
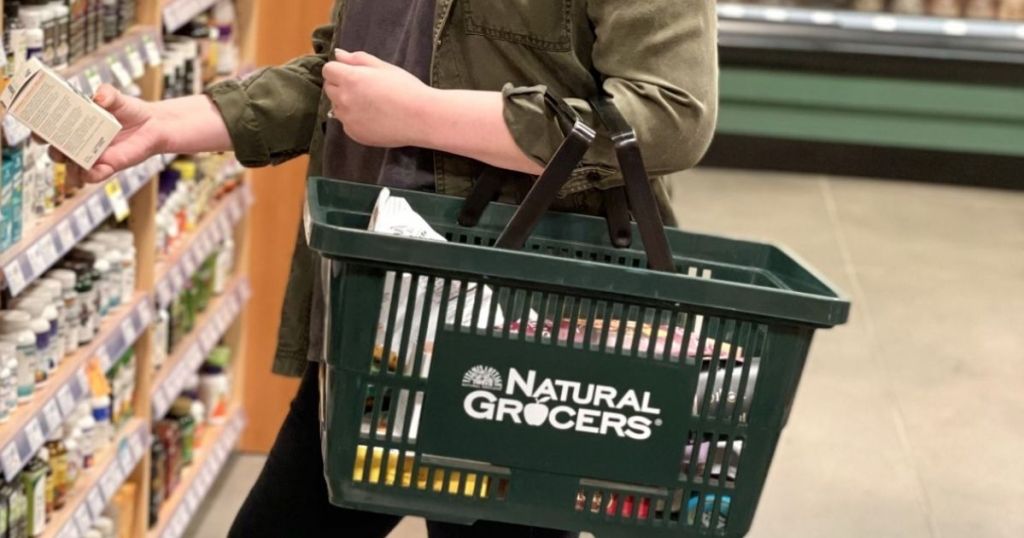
461,366,663,441
462,365,504,391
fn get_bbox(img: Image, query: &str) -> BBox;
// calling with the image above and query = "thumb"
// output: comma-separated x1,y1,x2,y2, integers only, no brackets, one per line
84,162,115,184
93,84,148,126
335,49,383,67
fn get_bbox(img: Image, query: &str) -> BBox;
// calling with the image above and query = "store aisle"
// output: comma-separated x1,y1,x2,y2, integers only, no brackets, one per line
188,169,1024,538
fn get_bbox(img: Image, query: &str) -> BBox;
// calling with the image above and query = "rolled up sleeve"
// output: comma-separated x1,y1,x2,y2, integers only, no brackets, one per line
205,15,338,167
503,0,718,190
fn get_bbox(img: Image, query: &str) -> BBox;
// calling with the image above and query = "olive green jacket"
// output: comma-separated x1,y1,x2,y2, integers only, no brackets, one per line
206,0,718,376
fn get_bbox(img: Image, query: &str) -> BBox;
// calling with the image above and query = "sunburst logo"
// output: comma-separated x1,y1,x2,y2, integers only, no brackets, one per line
462,365,503,391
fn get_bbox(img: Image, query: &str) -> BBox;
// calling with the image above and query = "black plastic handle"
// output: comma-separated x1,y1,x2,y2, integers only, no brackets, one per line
589,96,675,272
459,93,675,272
494,116,596,249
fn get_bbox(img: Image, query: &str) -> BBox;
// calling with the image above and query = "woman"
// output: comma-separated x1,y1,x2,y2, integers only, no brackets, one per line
68,1,717,535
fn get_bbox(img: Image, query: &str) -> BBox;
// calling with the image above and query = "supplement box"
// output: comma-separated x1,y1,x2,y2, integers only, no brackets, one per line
1,58,121,169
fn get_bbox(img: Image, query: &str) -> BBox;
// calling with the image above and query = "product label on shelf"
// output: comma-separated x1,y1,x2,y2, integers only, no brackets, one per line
3,261,27,296
38,235,59,266
104,180,130,222
118,445,134,473
1,444,23,480
57,385,76,416
138,301,153,326
142,36,162,67
25,418,45,452
157,279,172,305
25,244,47,275
56,221,76,252
108,57,133,88
170,269,185,295
129,431,144,461
126,46,145,78
183,250,198,276
200,325,219,352
73,207,93,236
2,115,32,146
42,400,62,433
95,346,111,372
84,68,103,95
185,489,199,513
121,318,138,346
87,489,104,517
74,505,92,535
87,196,107,225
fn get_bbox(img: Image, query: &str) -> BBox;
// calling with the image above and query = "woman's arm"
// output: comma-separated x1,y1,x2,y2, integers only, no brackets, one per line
67,87,232,184
323,50,543,176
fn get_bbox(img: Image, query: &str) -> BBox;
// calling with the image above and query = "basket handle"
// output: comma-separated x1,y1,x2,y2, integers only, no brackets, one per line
461,94,675,272
588,96,675,272
492,95,597,249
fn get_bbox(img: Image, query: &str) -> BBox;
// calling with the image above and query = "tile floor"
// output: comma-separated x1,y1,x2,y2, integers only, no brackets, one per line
186,168,1024,538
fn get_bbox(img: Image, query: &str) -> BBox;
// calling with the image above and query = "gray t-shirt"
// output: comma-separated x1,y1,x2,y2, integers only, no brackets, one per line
309,0,438,364
322,0,437,191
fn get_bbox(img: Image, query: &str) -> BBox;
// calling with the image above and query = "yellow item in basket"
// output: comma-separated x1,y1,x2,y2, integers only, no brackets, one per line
353,446,490,498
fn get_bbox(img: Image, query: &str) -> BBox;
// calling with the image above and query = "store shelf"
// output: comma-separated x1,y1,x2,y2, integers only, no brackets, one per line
49,419,150,538
717,4,1024,74
162,0,219,34
148,408,245,538
154,180,251,308
718,3,1024,40
0,293,152,481
60,26,165,95
2,28,164,148
150,276,250,419
1,154,176,297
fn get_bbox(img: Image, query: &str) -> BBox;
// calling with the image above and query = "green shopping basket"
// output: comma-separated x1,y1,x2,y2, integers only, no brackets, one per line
307,96,850,537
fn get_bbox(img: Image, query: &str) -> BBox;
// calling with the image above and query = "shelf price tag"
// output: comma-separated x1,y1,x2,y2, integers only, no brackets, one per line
1,443,23,480
183,250,198,276
108,56,133,88
104,180,130,222
129,432,144,460
185,489,199,513
121,318,138,346
2,261,27,297
99,468,118,499
25,418,45,452
126,45,145,78
24,244,47,275
87,195,107,225
200,325,218,352
74,505,93,535
57,384,77,416
56,221,76,252
38,235,59,265
42,400,63,432
84,68,103,95
170,268,185,295
137,303,152,328
156,279,172,306
118,445,134,473
95,346,111,372
73,207,93,235
87,489,104,516
142,36,162,66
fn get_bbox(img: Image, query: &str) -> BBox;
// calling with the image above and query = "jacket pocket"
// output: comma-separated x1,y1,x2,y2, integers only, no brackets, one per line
463,0,571,51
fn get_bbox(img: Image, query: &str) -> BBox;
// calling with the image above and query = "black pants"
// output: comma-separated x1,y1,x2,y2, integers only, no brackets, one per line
229,367,577,537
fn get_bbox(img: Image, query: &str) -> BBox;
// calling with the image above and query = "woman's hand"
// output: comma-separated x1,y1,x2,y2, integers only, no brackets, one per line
322,49,433,148
53,84,167,184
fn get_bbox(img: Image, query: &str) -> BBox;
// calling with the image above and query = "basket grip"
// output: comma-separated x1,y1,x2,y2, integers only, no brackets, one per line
589,96,676,272
494,116,596,249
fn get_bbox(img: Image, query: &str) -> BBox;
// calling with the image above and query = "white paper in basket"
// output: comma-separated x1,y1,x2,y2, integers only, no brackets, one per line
369,189,503,375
